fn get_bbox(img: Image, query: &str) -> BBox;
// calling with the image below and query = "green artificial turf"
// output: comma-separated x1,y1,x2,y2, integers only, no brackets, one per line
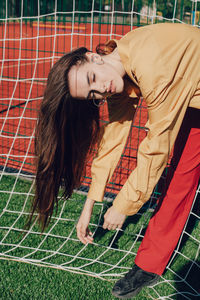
0,175,199,300
0,259,159,300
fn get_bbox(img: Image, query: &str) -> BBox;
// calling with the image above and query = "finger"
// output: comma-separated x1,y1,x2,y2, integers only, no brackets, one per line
78,229,94,244
77,232,86,244
77,234,87,244
77,229,87,244
82,236,93,244
112,224,120,230
78,233,93,244
103,222,108,230
107,224,121,231
107,224,114,231
116,224,122,230
103,222,115,231
85,236,94,243
85,232,94,243
86,229,93,240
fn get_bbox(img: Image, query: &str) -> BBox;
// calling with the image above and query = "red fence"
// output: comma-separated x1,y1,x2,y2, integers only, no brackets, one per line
0,21,147,194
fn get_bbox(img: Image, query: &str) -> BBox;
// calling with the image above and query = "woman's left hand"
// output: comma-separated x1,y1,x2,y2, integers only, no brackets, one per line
103,206,126,230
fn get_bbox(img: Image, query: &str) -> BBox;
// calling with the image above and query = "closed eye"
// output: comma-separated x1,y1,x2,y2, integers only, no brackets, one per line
87,72,95,86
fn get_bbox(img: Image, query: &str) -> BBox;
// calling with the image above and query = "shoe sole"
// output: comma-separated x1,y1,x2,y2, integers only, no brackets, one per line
111,275,160,299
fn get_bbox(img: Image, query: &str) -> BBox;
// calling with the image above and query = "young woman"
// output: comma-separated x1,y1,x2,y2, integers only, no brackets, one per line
31,23,200,299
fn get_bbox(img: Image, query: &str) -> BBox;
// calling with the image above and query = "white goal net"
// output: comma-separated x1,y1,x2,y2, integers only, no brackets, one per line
0,0,199,299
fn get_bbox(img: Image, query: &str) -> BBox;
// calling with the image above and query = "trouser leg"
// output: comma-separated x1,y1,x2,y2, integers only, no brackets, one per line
135,108,200,275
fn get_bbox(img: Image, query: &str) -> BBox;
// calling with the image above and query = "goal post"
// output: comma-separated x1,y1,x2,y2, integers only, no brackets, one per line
0,1,199,299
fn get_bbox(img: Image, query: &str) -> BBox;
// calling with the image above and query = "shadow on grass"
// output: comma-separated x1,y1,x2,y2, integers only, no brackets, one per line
169,193,200,299
93,201,149,248
174,260,200,299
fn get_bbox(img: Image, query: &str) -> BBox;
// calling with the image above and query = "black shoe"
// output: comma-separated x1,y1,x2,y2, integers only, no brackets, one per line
112,264,160,299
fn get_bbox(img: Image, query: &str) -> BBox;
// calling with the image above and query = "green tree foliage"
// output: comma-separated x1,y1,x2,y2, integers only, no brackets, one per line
0,0,196,22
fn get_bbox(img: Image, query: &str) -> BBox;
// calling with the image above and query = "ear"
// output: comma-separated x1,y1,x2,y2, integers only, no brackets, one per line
86,52,103,65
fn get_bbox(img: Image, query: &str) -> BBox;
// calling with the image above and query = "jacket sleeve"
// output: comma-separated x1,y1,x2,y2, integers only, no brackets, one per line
113,76,196,215
87,95,137,202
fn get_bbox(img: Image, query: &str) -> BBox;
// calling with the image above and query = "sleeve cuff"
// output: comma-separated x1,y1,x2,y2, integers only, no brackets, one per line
87,181,106,202
113,196,144,216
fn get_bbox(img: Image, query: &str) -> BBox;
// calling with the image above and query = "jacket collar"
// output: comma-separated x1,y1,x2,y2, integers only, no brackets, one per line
105,39,140,99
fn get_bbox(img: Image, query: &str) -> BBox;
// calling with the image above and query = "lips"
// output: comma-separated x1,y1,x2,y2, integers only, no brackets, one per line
105,80,116,94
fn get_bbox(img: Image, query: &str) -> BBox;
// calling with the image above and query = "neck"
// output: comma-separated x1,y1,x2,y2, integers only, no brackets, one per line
103,48,126,77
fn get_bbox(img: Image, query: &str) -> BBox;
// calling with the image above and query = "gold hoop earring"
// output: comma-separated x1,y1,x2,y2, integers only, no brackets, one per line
93,98,107,107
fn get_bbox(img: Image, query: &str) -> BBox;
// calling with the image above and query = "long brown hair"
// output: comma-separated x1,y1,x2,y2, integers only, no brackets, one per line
28,47,100,231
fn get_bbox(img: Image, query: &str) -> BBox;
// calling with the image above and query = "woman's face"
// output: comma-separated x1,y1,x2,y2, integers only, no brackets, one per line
68,53,124,100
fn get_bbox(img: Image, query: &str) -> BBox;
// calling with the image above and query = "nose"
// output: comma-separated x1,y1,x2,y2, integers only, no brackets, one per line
91,82,106,94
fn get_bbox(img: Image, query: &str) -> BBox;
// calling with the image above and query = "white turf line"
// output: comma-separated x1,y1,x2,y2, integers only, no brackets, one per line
2,58,55,70
1,58,62,86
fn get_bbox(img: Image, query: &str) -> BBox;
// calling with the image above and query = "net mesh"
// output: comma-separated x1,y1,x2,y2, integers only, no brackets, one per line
0,1,200,299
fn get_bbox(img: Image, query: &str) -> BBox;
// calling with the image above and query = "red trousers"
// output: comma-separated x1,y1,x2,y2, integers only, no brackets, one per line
135,108,200,275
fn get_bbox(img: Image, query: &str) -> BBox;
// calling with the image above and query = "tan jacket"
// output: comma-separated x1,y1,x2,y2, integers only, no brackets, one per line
88,23,200,215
